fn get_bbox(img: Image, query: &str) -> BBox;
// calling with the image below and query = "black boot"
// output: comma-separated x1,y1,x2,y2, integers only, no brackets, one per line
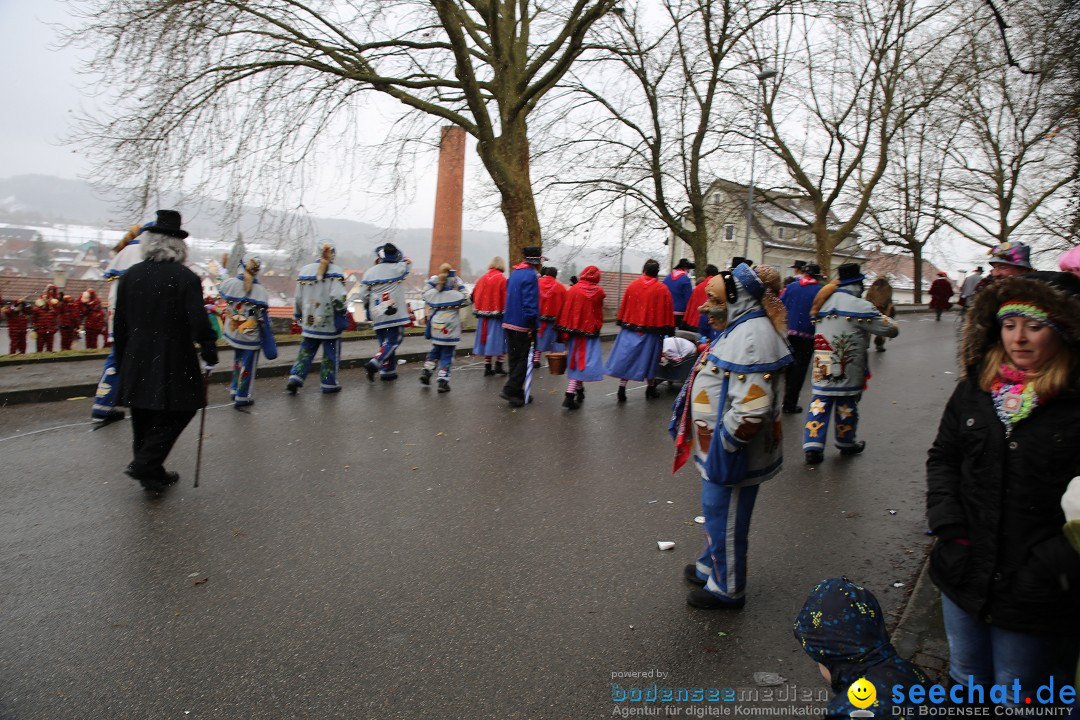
562,392,579,410
494,361,507,375
437,378,451,393
576,386,585,403
484,363,495,376
645,383,660,399
617,386,627,402
286,380,300,395
419,368,432,385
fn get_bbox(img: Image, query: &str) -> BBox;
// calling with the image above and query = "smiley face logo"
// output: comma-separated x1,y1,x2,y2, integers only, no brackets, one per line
847,678,876,709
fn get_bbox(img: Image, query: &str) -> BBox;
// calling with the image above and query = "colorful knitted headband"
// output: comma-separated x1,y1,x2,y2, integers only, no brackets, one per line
996,301,1062,334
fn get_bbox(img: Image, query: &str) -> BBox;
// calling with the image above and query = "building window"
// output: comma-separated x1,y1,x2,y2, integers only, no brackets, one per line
724,224,735,241
778,227,786,240
712,194,723,206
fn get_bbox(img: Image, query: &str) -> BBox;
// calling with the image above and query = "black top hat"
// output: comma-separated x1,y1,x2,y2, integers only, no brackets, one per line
730,256,753,269
837,263,865,286
790,260,807,270
974,266,984,273
804,262,821,276
153,210,189,240
675,258,695,270
523,246,546,265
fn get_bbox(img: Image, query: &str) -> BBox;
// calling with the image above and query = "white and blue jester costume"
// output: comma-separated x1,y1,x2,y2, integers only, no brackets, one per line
420,270,470,390
671,264,792,606
358,244,411,381
802,266,898,455
218,255,277,408
288,243,347,393
92,222,152,421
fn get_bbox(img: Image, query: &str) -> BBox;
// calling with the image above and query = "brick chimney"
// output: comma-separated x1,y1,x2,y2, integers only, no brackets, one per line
428,126,466,276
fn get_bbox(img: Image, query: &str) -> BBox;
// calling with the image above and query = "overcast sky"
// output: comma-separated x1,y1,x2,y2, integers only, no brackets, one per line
0,0,1003,274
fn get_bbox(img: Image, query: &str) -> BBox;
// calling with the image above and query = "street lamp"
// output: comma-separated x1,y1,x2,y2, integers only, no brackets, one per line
743,68,777,261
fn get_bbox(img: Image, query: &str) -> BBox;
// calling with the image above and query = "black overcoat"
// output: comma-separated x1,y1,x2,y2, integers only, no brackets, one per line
114,259,218,411
926,375,1080,636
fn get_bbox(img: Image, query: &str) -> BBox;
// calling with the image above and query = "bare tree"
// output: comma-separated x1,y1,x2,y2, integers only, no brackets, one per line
66,0,619,261
865,115,959,302
541,0,799,270
750,0,962,274
938,2,1079,256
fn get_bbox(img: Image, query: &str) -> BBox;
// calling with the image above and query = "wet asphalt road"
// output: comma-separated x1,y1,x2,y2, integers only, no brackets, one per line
0,314,960,719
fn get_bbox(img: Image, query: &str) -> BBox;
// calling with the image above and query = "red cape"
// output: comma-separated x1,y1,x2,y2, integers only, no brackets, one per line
538,275,567,318
472,268,507,313
617,275,674,331
557,281,605,334
682,275,715,329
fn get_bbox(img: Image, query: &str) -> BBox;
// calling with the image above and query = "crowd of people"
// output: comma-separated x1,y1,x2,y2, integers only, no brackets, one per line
26,208,1080,716
0,285,107,354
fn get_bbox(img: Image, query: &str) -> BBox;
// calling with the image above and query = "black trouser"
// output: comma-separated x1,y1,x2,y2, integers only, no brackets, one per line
129,407,197,479
783,335,814,410
502,329,532,400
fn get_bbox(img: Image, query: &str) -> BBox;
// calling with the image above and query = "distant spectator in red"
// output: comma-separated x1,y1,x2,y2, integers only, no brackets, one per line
3,298,32,354
58,291,82,350
928,272,954,322
684,264,720,337
32,284,61,352
80,289,107,349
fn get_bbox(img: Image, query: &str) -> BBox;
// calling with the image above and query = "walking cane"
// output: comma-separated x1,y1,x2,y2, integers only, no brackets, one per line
193,368,211,488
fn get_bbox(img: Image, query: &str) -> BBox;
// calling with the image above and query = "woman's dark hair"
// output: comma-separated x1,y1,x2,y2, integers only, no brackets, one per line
643,259,660,277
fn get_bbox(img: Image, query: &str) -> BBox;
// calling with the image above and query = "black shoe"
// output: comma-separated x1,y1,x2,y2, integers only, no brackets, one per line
286,381,299,395
419,369,432,385
839,441,866,456
484,364,495,377
875,346,886,352
499,390,525,407
687,589,745,610
805,450,824,465
782,405,803,414
576,387,585,403
562,392,579,410
645,384,659,399
366,362,378,382
683,564,706,587
437,379,451,393
617,386,627,403
494,362,507,376
533,361,541,369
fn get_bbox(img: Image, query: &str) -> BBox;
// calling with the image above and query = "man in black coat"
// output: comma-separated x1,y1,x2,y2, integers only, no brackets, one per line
113,210,219,492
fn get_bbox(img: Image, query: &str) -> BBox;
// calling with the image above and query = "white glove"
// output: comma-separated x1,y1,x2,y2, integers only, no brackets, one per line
1063,477,1080,523
202,363,216,373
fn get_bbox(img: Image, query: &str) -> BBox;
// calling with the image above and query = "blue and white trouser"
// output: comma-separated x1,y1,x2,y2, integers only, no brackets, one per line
692,481,760,602
802,394,860,451
370,326,405,377
230,348,260,406
289,337,341,392
424,345,455,379
91,347,120,419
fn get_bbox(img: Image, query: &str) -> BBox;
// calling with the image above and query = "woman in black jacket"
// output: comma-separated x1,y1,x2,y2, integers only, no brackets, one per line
926,272,1080,701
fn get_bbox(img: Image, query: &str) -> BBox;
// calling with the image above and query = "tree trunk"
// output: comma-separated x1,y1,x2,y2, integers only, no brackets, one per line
477,125,542,265
813,222,834,277
911,244,923,304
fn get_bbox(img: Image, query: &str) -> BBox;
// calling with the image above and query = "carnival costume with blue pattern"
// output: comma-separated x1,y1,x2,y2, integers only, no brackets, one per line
803,269,898,453
421,271,469,387
92,222,152,420
289,244,346,393
359,244,411,380
671,264,792,604
219,255,277,407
